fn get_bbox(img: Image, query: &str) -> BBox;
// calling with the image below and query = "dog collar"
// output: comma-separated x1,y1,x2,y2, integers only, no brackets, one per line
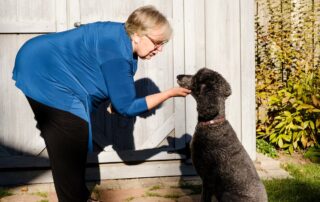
197,116,225,127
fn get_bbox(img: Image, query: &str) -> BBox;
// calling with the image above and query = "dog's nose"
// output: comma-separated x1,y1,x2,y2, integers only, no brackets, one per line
177,75,184,80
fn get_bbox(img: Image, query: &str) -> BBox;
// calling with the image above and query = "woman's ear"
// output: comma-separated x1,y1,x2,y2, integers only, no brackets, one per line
132,33,141,44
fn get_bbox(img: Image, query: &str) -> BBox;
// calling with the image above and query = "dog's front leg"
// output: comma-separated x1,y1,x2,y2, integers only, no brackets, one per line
201,183,215,202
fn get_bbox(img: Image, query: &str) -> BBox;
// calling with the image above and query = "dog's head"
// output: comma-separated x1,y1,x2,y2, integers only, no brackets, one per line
177,67,231,119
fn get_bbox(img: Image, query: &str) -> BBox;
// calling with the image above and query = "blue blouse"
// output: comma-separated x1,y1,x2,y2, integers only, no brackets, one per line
12,22,148,152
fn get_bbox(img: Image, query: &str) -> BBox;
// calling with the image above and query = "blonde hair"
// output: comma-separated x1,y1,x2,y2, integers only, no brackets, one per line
125,5,172,40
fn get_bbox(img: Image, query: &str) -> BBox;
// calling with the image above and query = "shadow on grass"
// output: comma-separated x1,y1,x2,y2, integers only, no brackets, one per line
264,163,320,202
264,178,320,202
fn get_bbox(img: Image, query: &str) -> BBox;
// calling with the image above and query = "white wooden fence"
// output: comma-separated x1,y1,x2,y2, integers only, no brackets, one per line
0,0,255,184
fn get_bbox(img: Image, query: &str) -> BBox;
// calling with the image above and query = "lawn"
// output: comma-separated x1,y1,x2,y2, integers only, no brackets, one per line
264,157,320,202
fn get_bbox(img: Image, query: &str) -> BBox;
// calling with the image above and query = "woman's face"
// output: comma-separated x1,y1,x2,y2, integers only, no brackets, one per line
132,26,169,60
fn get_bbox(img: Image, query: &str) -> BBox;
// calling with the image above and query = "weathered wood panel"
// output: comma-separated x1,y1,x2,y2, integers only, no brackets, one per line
240,0,256,159
0,149,185,169
205,0,242,140
184,0,206,142
172,0,187,149
204,0,255,159
0,35,45,156
0,0,187,163
72,0,185,152
0,0,66,33
79,0,173,24
0,160,197,185
0,0,257,181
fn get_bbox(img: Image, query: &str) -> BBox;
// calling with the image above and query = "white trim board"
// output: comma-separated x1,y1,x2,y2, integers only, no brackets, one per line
0,160,197,185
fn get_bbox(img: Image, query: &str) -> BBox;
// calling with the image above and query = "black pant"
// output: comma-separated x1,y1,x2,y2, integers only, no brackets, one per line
27,97,90,202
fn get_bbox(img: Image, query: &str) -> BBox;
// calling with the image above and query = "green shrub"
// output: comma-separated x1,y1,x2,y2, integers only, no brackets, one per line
256,0,320,153
257,69,320,153
304,145,320,163
257,138,279,158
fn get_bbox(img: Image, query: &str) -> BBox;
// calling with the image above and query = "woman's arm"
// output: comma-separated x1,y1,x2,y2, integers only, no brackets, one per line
145,87,191,110
101,59,191,116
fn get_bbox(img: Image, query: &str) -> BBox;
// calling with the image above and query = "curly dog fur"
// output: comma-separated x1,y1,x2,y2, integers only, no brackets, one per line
177,68,267,202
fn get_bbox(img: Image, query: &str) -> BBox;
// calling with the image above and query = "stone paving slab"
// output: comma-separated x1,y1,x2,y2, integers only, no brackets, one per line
99,188,147,202
177,195,201,202
0,153,291,202
148,188,193,196
255,153,291,180
0,194,44,202
99,188,199,202
130,197,175,202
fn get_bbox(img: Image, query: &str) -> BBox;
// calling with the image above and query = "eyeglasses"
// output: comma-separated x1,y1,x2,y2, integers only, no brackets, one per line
145,35,168,49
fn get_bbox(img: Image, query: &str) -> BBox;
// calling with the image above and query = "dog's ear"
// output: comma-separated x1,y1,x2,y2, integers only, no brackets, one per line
200,84,206,94
213,71,232,97
223,82,232,97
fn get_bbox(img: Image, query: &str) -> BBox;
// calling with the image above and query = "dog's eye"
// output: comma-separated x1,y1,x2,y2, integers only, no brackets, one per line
199,84,206,93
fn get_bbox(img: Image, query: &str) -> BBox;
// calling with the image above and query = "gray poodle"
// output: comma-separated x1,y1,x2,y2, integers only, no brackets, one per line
177,68,267,202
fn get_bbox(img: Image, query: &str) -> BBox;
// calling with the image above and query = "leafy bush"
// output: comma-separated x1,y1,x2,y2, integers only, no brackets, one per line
257,69,320,153
304,145,320,163
256,0,320,153
257,138,279,158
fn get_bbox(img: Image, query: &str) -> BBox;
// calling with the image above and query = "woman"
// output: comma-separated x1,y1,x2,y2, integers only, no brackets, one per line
12,5,190,202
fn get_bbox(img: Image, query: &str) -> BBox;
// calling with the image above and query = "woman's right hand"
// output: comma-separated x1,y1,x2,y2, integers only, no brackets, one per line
145,87,191,110
166,87,191,97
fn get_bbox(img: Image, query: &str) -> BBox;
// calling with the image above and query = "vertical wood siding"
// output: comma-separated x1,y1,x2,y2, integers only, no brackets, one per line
0,0,57,33
184,0,255,159
204,0,255,158
73,0,184,152
0,35,45,155
240,0,256,159
0,0,256,173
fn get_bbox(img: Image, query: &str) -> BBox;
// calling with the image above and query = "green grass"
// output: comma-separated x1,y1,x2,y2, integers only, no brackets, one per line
144,191,161,197
163,193,182,199
304,146,320,163
264,162,320,202
174,183,202,195
32,191,48,198
125,196,135,201
90,187,101,201
0,187,12,198
148,185,162,191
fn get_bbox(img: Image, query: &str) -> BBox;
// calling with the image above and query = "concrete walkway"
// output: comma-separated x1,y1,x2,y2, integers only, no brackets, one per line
0,153,290,202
